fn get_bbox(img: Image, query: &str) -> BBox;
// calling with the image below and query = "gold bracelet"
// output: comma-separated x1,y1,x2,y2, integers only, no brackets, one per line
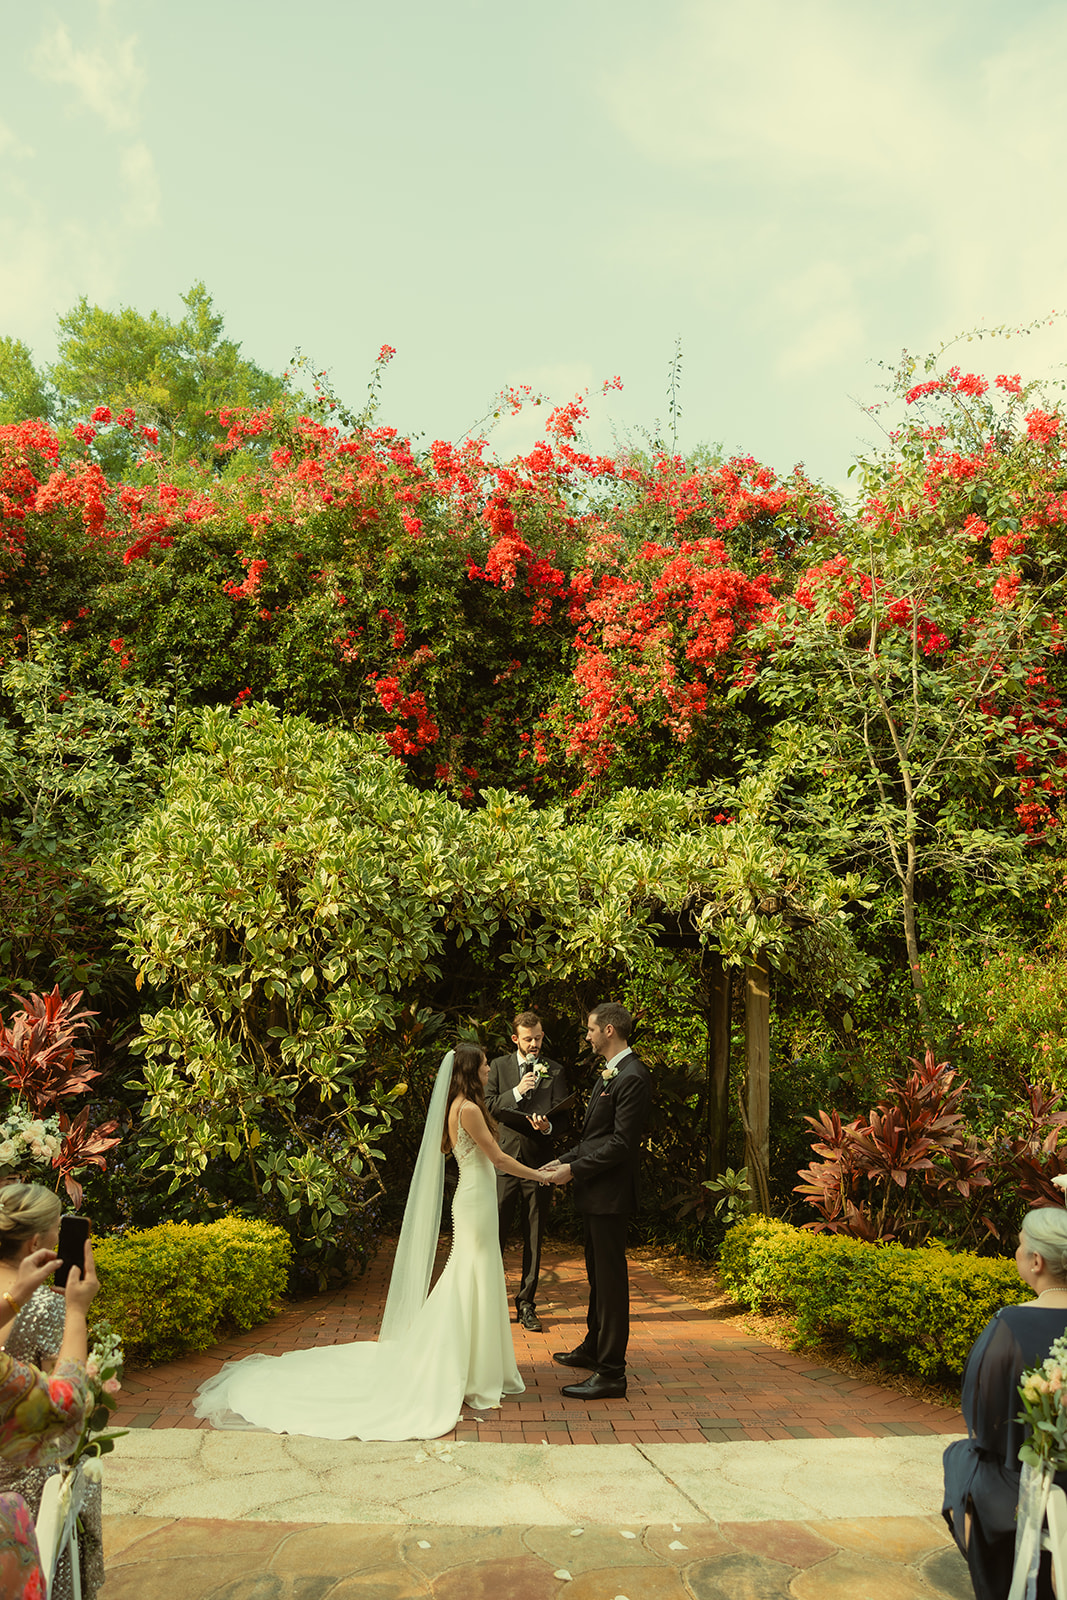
1,1293,21,1320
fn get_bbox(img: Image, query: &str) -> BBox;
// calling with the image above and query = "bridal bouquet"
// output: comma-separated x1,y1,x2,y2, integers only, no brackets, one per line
1018,1332,1067,1471
1011,1333,1067,1599
67,1321,128,1472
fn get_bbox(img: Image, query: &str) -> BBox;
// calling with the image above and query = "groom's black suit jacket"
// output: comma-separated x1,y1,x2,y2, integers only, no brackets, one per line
559,1053,651,1216
486,1052,570,1169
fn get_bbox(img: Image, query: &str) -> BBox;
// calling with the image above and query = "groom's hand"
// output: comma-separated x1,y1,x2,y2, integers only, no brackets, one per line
541,1162,572,1186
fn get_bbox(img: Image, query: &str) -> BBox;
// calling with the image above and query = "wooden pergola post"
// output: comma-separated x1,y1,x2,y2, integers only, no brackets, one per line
705,955,732,1180
743,960,771,1213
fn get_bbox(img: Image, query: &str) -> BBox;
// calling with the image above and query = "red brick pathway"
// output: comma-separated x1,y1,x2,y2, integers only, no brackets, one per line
110,1235,966,1452
111,1242,964,1445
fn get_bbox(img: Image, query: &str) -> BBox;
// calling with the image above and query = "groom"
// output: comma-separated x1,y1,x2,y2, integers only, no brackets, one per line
541,1002,651,1400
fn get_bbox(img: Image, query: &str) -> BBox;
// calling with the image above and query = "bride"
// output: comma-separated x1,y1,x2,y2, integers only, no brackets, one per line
194,1044,562,1440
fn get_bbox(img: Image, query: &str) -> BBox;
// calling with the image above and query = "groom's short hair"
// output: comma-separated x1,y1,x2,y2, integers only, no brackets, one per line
513,1010,542,1031
589,1002,633,1042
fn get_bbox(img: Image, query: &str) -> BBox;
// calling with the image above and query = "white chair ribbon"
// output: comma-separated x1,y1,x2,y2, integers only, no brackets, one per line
34,1464,86,1599
1010,1460,1053,1600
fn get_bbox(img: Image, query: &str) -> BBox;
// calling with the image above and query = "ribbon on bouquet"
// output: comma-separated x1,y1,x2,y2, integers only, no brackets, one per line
1009,1460,1053,1600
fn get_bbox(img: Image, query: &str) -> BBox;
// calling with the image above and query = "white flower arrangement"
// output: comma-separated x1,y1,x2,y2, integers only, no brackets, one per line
0,1110,62,1179
531,1062,549,1083
601,1065,619,1083
68,1321,127,1468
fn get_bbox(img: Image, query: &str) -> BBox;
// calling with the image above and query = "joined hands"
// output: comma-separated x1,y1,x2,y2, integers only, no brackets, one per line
538,1160,572,1187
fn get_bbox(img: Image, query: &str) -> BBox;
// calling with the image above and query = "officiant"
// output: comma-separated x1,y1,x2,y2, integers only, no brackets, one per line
486,1011,571,1333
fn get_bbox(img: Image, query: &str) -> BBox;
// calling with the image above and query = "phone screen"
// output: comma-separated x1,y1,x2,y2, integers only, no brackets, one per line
53,1216,90,1289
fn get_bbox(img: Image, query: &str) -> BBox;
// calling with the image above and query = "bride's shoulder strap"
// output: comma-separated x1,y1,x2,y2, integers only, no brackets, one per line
458,1098,483,1130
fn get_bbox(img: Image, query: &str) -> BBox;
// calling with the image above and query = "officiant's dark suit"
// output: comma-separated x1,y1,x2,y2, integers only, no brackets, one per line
486,1046,570,1328
554,1008,651,1393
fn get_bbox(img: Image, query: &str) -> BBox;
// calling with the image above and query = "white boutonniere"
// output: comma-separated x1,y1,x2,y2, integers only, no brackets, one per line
531,1062,549,1083
601,1065,619,1083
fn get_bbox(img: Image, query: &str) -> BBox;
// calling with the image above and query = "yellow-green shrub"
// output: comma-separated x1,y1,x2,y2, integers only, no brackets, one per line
719,1216,1031,1384
91,1217,292,1364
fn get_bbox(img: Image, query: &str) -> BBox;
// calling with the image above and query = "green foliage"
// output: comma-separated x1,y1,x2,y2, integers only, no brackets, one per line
0,339,54,426
719,1215,1030,1384
702,1165,751,1225
927,930,1067,1110
0,636,177,872
0,844,121,1003
95,701,864,1276
50,282,288,471
9,311,1067,1267
90,1217,291,1363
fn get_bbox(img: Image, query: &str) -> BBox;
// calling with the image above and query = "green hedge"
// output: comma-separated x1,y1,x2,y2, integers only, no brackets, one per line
91,1217,292,1365
719,1216,1031,1385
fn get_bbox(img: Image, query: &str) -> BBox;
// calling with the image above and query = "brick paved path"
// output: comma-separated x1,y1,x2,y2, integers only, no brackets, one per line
111,1241,963,1445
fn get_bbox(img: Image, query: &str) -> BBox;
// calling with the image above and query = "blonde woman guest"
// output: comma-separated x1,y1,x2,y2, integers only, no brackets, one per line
943,1203,1067,1600
0,1237,97,1599
0,1184,103,1600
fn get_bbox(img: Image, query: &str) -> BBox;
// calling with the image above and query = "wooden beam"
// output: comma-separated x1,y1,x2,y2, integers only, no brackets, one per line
744,961,771,1213
706,956,731,1180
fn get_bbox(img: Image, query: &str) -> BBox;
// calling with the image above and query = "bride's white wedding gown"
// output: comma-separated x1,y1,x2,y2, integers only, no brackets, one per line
194,1123,525,1440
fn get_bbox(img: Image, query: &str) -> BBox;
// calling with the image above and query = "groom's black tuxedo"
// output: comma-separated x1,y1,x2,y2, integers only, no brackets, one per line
558,1051,651,1378
486,1051,570,1313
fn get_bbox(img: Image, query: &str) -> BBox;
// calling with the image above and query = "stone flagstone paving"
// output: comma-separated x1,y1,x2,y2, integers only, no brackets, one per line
102,1513,973,1598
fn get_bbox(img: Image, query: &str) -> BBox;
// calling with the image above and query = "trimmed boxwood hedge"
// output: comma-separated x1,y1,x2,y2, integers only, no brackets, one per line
90,1216,292,1365
719,1215,1032,1385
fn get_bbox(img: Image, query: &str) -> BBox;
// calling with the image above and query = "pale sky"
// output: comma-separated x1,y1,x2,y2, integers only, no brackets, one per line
3,0,1067,485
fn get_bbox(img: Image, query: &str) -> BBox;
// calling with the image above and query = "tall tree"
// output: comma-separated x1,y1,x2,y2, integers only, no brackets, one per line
49,282,288,470
0,339,55,426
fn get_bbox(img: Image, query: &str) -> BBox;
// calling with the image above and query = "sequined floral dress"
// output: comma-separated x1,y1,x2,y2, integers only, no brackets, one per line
0,1286,103,1599
0,1340,90,1600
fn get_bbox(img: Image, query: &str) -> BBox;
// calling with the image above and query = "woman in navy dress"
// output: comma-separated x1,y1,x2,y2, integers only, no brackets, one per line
943,1204,1067,1600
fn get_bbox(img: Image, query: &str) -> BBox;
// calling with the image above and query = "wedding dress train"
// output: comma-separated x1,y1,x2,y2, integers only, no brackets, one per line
193,1122,524,1441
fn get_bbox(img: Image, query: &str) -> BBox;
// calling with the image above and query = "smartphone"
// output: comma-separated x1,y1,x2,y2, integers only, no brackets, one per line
53,1216,91,1289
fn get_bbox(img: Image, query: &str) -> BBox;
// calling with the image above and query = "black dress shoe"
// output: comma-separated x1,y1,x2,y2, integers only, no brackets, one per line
518,1304,543,1332
552,1348,597,1369
561,1372,627,1400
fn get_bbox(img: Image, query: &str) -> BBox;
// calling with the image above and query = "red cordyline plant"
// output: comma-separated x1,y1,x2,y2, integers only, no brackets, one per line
998,1083,1067,1207
0,987,120,1206
795,1050,995,1246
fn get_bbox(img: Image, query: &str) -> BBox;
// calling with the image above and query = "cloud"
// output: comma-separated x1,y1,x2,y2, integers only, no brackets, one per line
33,19,142,132
0,120,33,163
600,0,1067,373
120,140,161,229
601,1,959,184
0,10,160,349
0,209,119,349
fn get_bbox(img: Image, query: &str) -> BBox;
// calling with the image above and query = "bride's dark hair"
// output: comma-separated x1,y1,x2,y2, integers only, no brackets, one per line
442,1043,496,1153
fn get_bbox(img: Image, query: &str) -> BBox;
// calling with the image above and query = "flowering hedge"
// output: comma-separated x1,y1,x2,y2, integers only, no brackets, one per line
719,1215,1030,1384
90,1217,291,1364
8,330,1067,1246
